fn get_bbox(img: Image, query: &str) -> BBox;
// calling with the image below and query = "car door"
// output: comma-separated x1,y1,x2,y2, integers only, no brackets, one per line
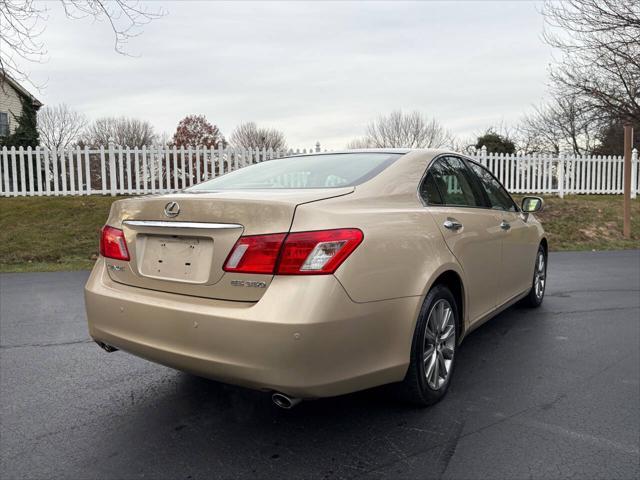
466,160,537,304
420,156,502,324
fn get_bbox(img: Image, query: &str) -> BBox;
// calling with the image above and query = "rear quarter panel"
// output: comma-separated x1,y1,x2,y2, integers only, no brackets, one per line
290,192,463,305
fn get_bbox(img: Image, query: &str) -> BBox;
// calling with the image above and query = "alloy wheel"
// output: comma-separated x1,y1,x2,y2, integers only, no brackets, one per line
534,251,546,299
423,299,455,390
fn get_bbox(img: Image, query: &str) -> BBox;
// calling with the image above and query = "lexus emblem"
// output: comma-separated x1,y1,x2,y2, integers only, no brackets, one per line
164,201,180,218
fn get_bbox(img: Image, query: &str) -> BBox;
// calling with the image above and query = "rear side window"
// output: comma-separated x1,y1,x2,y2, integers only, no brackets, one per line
467,161,517,211
420,172,444,205
187,153,403,190
422,156,483,207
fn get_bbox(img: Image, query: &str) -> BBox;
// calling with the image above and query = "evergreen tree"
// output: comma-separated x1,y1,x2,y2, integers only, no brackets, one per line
475,130,516,154
1,96,40,148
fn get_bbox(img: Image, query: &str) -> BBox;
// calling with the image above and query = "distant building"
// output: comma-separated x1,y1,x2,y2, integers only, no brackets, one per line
0,72,43,138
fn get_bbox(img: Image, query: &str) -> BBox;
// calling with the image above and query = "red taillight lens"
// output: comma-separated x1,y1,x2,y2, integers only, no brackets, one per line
223,233,287,274
277,229,363,274
100,226,130,261
223,229,363,275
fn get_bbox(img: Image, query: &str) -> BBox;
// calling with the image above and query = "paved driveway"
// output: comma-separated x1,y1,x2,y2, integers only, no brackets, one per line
1,250,639,479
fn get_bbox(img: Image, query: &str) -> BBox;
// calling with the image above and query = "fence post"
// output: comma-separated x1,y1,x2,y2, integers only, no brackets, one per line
10,146,18,196
84,146,91,195
631,148,638,200
26,146,34,196
1,147,8,196
558,153,565,198
480,145,487,167
35,146,42,195
108,139,117,196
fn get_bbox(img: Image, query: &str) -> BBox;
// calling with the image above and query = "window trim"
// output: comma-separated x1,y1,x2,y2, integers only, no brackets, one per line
0,111,9,137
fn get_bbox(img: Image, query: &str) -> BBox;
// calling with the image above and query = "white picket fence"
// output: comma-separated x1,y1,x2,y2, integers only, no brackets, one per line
474,146,638,198
0,144,319,198
0,143,638,198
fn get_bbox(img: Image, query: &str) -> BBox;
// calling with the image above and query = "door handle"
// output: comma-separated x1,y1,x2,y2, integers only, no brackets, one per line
443,220,463,231
500,221,511,231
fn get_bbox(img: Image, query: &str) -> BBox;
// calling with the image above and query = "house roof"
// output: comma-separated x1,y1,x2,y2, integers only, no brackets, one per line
0,71,43,108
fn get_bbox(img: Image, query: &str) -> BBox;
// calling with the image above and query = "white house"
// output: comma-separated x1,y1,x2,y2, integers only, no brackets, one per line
0,72,43,138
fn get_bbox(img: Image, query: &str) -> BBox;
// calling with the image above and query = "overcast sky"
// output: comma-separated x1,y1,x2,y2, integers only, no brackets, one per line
26,1,552,149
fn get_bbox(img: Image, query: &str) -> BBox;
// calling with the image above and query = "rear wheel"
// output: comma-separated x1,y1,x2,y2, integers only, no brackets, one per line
397,284,458,406
521,245,547,308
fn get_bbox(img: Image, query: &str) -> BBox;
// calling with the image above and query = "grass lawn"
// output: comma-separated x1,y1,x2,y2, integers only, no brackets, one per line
0,196,116,273
517,195,639,252
0,194,638,273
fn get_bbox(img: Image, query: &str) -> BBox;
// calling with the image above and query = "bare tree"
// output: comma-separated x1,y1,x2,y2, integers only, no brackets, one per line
0,1,165,83
37,103,86,150
542,0,640,123
518,95,598,155
229,122,287,151
352,110,452,149
156,131,172,147
450,135,478,155
345,137,375,149
81,116,157,147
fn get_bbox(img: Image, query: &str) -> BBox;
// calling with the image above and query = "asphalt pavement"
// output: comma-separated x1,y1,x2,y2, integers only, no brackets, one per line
1,250,639,479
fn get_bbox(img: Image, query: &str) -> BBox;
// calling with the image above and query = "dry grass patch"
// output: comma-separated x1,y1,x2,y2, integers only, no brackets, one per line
515,195,639,251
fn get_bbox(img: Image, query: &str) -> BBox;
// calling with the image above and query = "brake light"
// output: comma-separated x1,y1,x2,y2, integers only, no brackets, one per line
223,229,363,275
223,233,287,274
100,226,130,261
277,229,363,274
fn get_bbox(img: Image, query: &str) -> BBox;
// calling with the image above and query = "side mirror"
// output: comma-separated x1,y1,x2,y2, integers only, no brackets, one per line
521,196,543,213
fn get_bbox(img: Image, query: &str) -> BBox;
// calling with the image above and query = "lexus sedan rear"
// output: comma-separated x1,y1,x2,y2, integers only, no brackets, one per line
85,149,546,407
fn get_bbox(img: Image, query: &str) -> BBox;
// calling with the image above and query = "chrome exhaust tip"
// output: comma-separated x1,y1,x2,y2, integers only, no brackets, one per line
95,341,118,353
272,392,302,409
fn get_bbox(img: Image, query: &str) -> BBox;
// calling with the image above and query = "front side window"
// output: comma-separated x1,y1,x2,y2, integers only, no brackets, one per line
467,161,517,211
187,153,403,190
0,112,8,137
421,156,483,207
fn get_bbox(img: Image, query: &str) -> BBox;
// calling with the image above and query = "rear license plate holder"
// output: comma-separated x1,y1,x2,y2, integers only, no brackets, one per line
138,235,213,283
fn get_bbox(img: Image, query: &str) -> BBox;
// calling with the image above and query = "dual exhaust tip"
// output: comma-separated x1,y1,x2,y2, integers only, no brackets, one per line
271,392,302,409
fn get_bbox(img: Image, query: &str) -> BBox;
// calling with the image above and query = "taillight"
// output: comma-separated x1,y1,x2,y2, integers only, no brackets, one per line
100,226,130,261
223,229,363,275
223,233,286,274
277,229,363,274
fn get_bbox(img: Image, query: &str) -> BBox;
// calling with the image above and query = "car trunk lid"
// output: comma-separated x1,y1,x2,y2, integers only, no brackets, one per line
102,188,353,301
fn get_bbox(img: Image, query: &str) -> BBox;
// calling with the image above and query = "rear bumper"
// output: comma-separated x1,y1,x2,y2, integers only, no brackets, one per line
85,260,421,398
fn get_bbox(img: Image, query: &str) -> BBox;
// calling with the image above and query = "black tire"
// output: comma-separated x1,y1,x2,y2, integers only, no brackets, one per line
521,245,547,308
396,284,459,406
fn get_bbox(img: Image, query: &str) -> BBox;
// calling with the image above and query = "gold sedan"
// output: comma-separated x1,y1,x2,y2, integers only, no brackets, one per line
85,150,546,408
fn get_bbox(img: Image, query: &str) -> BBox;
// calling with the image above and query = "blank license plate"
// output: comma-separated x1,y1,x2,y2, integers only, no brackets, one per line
138,235,213,283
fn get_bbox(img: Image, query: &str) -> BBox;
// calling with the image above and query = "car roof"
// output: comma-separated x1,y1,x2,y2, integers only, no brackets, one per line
292,148,450,156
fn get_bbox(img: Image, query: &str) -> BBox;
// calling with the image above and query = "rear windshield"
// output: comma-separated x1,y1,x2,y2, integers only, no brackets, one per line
187,152,403,190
